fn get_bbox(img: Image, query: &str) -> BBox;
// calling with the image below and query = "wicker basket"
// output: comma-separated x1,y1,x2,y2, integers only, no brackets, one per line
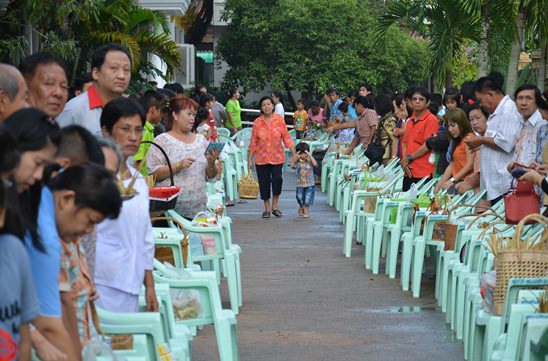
492,214,548,315
238,173,259,199
151,216,190,268
142,140,180,212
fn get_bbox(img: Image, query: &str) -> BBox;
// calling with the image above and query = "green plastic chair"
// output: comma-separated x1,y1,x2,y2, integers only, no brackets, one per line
137,287,192,361
221,154,238,202
166,210,242,314
153,265,239,361
435,189,489,310
321,145,363,193
341,173,402,258
336,158,401,223
490,290,543,361
96,307,166,361
362,175,432,269
217,127,231,138
473,278,548,361
404,190,477,297
520,315,548,361
370,176,437,276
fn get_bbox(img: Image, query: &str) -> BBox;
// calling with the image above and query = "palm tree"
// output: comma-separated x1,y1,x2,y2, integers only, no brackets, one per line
0,0,181,82
455,0,547,93
375,0,479,89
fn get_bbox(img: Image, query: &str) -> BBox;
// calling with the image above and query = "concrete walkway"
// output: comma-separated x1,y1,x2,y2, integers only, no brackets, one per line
193,173,464,361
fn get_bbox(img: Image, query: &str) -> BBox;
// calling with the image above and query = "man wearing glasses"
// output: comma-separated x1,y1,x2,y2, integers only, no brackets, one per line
400,87,440,191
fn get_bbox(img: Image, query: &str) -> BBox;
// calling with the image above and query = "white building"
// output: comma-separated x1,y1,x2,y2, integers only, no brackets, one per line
138,0,196,89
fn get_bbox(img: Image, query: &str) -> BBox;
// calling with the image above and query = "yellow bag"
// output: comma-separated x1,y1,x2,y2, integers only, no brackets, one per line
238,174,259,199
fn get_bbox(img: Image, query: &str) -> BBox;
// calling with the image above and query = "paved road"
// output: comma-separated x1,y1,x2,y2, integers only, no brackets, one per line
192,173,464,361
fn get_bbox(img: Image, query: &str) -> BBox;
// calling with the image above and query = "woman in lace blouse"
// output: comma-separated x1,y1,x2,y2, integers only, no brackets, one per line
147,96,217,219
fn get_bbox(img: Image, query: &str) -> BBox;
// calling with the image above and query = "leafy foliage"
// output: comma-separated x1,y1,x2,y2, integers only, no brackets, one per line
0,0,181,85
217,0,429,99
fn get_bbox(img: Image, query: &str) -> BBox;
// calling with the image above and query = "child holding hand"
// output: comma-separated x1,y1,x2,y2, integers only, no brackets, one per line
290,142,317,218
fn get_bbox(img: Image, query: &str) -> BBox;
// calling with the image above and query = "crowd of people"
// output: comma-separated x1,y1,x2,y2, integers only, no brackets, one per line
287,76,548,208
0,43,232,360
1,38,548,361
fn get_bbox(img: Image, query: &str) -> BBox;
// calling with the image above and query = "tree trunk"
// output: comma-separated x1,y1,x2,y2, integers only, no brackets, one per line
445,68,453,89
308,83,317,102
538,45,546,92
506,2,526,97
284,81,296,111
477,1,490,77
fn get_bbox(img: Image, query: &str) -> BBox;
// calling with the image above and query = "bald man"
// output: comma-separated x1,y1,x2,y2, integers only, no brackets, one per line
0,64,29,121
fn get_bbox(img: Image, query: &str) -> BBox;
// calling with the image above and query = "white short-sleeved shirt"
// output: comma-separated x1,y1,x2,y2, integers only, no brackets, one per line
274,103,285,118
56,84,104,136
94,165,154,296
480,95,522,200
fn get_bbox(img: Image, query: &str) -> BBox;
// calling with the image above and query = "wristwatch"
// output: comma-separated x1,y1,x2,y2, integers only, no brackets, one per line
407,155,413,162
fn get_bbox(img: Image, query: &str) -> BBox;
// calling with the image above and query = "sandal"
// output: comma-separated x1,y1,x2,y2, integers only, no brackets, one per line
262,212,270,219
272,209,283,217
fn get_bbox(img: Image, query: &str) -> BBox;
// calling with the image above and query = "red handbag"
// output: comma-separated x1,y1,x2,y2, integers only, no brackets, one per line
504,180,540,224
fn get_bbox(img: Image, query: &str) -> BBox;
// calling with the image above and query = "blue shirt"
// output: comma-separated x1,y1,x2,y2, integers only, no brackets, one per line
0,234,39,349
329,99,343,123
24,187,62,317
348,104,357,119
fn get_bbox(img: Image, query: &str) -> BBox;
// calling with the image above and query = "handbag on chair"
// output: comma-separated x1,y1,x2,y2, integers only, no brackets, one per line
504,179,540,224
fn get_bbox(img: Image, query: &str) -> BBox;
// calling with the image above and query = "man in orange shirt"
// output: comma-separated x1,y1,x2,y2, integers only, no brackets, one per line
400,87,440,191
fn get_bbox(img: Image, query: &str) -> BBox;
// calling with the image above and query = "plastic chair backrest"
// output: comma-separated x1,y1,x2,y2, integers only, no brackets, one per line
217,127,231,138
96,307,165,361
152,273,217,328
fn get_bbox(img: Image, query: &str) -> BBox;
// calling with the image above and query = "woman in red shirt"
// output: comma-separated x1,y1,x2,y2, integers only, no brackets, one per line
248,96,295,218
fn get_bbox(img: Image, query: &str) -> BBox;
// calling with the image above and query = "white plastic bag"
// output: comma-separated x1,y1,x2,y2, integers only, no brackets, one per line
162,263,202,321
406,183,418,201
171,288,202,321
83,338,119,361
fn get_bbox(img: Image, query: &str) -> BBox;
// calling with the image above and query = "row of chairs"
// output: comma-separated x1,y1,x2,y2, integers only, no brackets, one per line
321,149,548,361
93,141,245,361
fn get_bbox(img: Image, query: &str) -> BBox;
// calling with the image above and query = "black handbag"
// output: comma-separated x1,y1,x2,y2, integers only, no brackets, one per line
364,143,385,165
364,115,392,166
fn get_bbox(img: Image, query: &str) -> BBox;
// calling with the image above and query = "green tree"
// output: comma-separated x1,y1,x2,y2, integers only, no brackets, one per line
0,0,181,86
217,0,429,107
375,0,480,89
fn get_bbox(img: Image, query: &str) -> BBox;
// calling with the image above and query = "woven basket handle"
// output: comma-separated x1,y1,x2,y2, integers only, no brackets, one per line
151,216,189,268
513,214,548,255
466,210,506,229
142,140,174,187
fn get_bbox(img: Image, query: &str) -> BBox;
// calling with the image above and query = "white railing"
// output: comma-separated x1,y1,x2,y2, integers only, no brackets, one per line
240,108,294,129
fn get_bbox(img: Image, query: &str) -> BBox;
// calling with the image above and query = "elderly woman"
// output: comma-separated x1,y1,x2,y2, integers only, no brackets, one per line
96,97,158,314
147,96,217,220
248,96,295,218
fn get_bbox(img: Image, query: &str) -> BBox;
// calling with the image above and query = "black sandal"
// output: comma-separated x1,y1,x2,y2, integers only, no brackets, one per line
262,212,270,219
272,209,283,217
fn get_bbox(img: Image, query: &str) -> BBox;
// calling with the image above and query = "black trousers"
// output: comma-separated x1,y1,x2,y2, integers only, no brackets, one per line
255,164,283,200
